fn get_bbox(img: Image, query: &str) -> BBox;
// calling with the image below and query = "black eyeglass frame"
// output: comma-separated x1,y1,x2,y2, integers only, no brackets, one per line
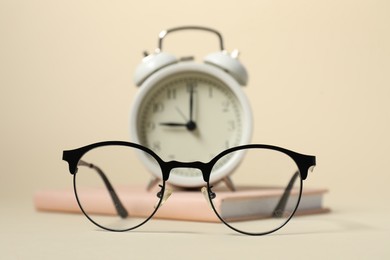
63,141,316,236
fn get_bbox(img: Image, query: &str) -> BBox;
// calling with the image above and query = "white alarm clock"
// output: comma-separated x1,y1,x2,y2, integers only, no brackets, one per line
130,26,252,189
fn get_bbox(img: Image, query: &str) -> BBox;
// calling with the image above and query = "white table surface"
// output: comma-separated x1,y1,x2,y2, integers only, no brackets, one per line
1,198,388,260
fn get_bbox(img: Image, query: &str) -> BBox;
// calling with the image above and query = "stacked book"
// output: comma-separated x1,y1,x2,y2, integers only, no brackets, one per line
34,185,329,222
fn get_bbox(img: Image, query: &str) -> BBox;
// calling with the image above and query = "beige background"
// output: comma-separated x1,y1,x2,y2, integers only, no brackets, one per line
0,0,389,259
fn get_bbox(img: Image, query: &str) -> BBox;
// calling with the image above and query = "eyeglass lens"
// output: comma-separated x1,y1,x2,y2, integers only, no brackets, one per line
73,144,302,234
208,147,302,235
73,145,163,231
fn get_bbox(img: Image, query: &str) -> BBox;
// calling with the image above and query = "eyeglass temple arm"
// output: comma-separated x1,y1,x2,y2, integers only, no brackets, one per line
272,171,299,218
77,160,128,218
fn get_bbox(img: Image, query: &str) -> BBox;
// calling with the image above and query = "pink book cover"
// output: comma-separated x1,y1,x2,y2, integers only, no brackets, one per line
34,186,219,222
34,186,328,222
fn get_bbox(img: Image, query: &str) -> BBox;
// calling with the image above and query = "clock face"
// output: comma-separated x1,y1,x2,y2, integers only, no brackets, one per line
131,63,252,187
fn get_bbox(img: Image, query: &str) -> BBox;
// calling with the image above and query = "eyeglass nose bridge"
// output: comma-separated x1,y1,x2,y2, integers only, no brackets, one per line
160,161,213,183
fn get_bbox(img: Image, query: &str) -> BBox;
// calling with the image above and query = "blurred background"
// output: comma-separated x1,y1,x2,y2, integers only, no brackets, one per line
1,0,389,213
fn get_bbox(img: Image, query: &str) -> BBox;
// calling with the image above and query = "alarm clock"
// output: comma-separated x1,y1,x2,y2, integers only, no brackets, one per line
130,26,252,189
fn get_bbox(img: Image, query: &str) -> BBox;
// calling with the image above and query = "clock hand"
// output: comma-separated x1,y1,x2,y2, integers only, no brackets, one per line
160,122,187,127
175,107,188,121
163,102,197,131
186,85,197,132
160,121,197,131
162,91,197,131
189,85,194,122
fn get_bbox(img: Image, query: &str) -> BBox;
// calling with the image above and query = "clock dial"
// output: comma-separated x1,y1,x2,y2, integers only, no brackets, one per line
136,71,243,177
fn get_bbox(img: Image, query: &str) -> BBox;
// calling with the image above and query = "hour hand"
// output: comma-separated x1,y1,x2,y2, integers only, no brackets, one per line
159,122,187,127
160,121,197,131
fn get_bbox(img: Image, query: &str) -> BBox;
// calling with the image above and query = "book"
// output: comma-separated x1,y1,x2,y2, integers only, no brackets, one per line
34,185,329,222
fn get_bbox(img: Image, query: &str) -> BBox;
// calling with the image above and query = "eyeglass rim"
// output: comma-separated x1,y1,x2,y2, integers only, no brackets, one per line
63,141,316,182
205,179,304,236
72,174,166,232
63,141,316,234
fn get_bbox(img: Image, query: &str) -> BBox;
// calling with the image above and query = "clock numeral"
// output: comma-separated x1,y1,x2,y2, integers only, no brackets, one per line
222,100,231,112
227,120,236,131
152,103,164,113
208,86,213,98
145,121,156,131
186,82,198,92
167,88,177,100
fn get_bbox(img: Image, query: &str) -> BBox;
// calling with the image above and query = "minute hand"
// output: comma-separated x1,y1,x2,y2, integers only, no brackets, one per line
189,85,194,122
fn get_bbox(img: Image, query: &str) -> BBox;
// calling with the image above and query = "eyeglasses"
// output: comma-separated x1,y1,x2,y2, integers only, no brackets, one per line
62,141,316,236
